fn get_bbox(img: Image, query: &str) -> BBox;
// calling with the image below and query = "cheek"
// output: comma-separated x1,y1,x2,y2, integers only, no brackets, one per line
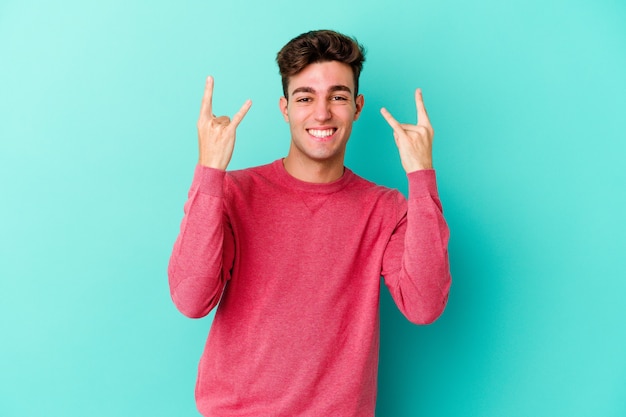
338,107,357,123
287,108,307,124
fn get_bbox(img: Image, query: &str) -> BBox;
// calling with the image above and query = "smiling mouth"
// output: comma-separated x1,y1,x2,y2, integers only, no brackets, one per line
307,128,337,139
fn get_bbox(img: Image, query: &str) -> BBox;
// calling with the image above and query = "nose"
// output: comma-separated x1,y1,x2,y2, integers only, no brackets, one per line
313,99,331,121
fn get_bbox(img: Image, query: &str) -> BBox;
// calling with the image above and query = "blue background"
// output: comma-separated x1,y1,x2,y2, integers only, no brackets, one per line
1,0,625,415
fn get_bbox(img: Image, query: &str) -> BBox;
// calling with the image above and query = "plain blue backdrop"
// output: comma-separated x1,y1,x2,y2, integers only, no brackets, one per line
1,0,625,415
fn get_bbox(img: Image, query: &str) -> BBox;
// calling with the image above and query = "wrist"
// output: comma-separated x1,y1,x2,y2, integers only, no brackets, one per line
403,160,433,173
198,155,229,170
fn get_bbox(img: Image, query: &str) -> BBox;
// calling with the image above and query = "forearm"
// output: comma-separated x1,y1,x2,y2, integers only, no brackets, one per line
168,165,233,318
383,170,451,324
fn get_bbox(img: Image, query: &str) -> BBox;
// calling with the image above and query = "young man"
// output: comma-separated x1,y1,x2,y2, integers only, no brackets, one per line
168,30,451,416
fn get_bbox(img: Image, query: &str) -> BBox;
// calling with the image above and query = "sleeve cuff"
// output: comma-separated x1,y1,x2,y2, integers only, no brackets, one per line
192,164,226,197
406,169,439,199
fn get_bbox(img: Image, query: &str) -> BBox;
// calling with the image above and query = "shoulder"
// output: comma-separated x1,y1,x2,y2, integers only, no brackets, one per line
223,160,281,195
343,169,407,220
346,169,405,201
226,161,273,180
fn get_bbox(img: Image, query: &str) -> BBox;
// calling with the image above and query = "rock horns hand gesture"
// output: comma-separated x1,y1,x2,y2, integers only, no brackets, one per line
197,76,252,170
380,88,434,173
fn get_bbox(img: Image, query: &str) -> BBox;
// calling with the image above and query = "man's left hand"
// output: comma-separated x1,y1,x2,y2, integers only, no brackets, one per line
380,88,434,173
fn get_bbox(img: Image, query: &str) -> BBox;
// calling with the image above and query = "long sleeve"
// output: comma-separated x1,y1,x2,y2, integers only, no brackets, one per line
381,169,452,325
167,165,235,318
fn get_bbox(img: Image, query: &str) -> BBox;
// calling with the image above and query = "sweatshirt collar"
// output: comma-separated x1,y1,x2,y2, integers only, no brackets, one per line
272,159,354,194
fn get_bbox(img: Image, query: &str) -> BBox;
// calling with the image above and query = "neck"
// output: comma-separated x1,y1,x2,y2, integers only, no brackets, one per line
282,155,345,183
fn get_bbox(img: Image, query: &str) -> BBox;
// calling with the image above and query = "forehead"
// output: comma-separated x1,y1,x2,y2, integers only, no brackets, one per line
288,61,355,94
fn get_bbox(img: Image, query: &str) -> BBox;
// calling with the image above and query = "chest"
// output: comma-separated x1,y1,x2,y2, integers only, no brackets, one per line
228,188,395,256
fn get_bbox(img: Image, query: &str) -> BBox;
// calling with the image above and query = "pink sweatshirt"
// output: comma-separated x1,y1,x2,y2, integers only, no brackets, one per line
168,159,451,416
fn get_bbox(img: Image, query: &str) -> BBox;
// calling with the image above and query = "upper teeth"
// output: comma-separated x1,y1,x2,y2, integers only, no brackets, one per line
309,129,334,138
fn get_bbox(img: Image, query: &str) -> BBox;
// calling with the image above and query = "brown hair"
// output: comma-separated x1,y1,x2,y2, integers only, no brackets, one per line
276,29,366,98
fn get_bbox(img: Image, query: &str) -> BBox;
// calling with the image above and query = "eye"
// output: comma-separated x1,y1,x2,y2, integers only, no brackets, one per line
331,95,349,101
295,96,312,103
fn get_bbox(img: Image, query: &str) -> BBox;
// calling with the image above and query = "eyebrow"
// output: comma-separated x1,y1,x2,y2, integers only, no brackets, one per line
291,85,353,96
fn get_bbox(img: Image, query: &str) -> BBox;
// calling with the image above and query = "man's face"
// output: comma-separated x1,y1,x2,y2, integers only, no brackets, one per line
279,61,364,167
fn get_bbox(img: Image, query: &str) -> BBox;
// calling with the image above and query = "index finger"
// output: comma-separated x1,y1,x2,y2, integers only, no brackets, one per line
380,107,403,133
199,76,214,118
230,99,253,128
415,88,431,127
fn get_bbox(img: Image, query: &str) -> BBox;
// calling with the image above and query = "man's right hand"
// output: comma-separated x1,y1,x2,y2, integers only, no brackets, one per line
197,76,252,169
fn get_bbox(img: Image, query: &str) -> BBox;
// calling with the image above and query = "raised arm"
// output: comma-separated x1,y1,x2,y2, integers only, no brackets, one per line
381,174,451,325
168,77,251,318
380,89,451,324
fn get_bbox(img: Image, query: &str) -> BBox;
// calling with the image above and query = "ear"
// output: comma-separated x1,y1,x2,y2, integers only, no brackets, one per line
354,94,365,121
279,96,289,122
